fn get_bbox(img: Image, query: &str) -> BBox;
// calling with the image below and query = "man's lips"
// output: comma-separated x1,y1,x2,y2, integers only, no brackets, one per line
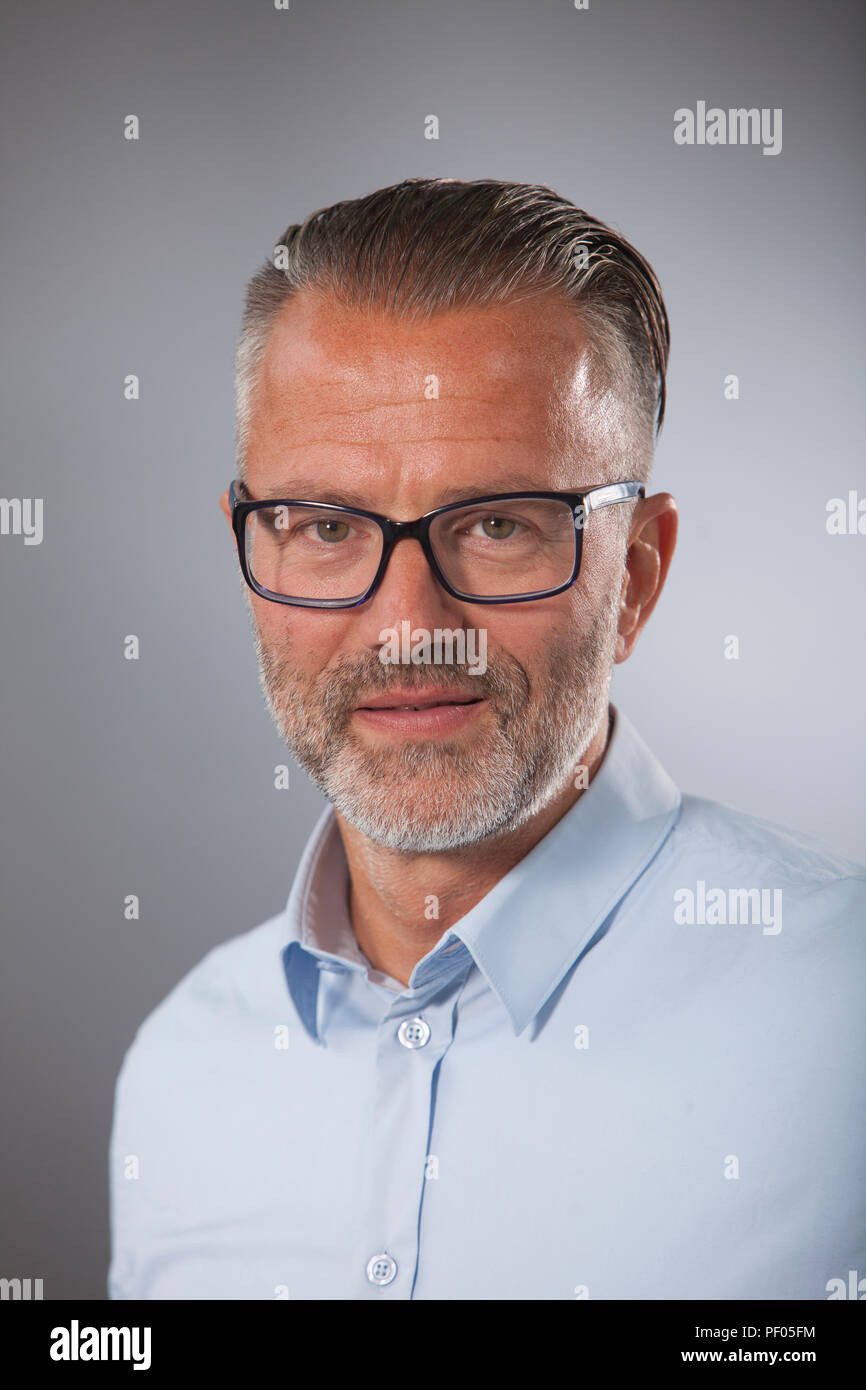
355,688,482,711
352,688,487,736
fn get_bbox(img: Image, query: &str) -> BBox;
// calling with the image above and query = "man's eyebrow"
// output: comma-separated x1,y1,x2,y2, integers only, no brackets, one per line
249,479,378,508
434,475,559,504
243,473,563,510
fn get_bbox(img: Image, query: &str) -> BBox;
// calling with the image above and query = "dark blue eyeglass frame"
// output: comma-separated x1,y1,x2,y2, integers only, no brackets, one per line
228,478,645,609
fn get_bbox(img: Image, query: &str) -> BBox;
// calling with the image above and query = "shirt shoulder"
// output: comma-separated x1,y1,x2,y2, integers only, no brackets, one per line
671,792,866,886
650,792,866,977
107,910,292,1298
114,910,289,1089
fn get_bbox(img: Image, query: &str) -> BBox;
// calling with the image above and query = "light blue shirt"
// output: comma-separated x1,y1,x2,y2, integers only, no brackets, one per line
108,707,866,1300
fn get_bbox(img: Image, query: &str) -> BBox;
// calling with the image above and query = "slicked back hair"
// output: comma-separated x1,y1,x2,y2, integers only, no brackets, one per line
234,178,670,484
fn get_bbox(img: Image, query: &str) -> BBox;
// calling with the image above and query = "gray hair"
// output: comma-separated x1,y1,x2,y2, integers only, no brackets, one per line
234,178,670,484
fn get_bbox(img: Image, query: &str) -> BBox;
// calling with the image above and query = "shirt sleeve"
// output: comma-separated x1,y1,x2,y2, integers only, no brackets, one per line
107,1048,139,1300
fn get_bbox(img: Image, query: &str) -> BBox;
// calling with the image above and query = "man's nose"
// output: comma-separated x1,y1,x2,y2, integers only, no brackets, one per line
359,534,466,644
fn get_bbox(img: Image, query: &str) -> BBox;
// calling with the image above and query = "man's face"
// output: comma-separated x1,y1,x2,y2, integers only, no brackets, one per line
222,288,636,852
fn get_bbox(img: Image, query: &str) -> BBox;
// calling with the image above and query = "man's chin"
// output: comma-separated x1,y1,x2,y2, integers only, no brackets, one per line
332,802,517,854
322,762,540,853
315,761,511,845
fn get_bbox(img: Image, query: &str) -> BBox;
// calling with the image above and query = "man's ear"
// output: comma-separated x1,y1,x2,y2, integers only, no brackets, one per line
219,489,232,526
614,493,678,663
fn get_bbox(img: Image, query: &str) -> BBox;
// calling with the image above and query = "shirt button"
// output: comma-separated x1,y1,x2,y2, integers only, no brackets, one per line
397,1016,431,1049
366,1252,398,1286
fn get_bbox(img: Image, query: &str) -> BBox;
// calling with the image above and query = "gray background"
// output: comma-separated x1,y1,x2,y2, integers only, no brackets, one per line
1,0,863,1299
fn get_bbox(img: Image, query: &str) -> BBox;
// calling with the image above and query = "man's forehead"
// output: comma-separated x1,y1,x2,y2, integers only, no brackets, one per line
252,288,597,442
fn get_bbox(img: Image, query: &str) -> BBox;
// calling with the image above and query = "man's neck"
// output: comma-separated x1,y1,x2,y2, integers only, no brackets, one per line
335,707,613,988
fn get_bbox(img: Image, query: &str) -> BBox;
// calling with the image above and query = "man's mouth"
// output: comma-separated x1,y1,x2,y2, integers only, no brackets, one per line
352,688,487,736
357,689,482,711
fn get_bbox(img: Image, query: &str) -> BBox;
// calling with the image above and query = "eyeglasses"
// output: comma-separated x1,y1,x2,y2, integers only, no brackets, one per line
228,478,645,608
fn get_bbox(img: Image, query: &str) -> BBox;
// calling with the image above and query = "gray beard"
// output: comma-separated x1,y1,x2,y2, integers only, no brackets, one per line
249,587,621,852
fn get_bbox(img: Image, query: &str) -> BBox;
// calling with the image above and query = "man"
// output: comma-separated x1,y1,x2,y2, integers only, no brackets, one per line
109,178,865,1300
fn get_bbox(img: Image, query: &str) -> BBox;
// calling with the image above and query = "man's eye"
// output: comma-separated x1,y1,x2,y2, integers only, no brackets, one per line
307,518,351,543
470,516,519,540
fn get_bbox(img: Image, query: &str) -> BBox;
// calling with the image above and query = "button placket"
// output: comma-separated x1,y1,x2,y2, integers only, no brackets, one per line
351,982,465,1298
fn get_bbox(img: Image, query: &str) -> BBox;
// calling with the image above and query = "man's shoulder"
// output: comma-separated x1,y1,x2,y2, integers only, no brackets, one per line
673,791,866,887
660,794,866,963
114,911,289,1090
646,793,866,1007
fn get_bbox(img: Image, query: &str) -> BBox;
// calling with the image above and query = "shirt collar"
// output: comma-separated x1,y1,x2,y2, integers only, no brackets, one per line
281,705,681,1040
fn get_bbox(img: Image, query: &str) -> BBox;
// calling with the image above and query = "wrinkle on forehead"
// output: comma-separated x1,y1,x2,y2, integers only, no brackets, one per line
247,289,627,486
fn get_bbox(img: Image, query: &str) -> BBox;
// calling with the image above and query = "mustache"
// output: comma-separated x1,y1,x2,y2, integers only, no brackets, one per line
302,650,531,732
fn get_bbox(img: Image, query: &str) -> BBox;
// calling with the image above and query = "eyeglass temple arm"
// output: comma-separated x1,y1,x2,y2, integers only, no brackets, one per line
582,481,645,513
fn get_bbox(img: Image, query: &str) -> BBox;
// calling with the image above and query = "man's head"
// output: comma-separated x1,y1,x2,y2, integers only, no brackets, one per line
221,178,676,852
